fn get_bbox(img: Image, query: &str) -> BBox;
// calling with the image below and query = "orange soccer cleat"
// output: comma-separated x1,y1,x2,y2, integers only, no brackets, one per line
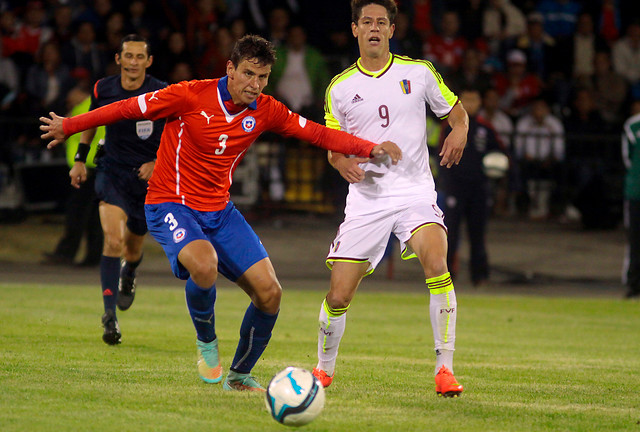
312,368,334,388
434,365,463,397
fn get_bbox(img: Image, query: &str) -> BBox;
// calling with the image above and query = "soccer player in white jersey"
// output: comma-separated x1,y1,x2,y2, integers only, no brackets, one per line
312,0,469,397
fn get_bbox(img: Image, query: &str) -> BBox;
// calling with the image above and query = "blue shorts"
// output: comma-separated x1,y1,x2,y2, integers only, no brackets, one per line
95,159,149,235
144,201,268,282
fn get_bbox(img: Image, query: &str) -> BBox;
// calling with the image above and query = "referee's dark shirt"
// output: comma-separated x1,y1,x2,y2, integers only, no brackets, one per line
90,74,167,168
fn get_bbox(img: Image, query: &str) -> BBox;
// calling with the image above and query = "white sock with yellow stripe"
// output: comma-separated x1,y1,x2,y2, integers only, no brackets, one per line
426,272,457,375
316,298,349,376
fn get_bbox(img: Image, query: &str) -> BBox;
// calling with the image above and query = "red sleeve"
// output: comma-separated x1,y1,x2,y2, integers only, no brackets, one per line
63,82,189,136
265,97,376,157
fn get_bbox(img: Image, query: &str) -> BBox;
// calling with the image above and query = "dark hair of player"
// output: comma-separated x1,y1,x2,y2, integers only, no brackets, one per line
118,34,150,56
230,35,277,68
351,0,398,25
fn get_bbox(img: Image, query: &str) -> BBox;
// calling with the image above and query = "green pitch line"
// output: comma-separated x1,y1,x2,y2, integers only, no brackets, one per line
0,284,639,432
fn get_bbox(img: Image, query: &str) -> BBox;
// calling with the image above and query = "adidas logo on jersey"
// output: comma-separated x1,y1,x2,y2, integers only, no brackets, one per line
351,94,364,104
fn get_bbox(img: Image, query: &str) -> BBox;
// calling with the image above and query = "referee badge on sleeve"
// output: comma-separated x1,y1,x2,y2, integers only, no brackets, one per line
136,120,154,140
400,79,411,94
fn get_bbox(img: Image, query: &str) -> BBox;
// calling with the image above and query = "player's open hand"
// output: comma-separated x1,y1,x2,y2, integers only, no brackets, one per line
336,156,369,183
440,127,466,168
370,141,402,165
39,112,67,149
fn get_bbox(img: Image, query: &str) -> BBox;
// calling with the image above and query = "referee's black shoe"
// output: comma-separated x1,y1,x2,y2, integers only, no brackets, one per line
102,310,121,345
117,264,136,311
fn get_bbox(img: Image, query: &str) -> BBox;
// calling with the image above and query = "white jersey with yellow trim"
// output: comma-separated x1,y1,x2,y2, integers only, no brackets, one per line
325,54,458,210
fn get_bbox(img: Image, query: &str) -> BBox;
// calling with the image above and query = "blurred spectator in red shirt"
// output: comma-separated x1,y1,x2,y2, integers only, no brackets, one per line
423,10,468,73
598,0,620,44
493,49,542,117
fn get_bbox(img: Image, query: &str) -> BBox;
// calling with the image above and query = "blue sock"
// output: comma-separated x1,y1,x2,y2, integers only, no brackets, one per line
185,277,216,343
230,303,278,374
100,255,120,314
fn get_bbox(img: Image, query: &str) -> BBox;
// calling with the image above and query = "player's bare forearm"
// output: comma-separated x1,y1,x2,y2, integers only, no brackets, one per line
80,128,97,145
440,103,468,168
328,150,346,169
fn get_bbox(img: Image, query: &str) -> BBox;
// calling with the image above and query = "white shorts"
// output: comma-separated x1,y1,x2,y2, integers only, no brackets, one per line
326,196,446,275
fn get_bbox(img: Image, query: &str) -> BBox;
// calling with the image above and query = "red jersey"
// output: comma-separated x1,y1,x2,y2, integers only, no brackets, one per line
63,77,378,211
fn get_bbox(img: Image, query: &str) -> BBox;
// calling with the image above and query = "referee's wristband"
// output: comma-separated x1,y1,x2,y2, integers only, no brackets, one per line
74,143,90,163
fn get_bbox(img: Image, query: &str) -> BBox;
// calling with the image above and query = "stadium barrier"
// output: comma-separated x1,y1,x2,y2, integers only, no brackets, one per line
0,116,625,227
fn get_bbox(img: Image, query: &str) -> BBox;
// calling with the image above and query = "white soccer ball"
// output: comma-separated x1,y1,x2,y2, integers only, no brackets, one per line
482,151,509,179
265,367,325,427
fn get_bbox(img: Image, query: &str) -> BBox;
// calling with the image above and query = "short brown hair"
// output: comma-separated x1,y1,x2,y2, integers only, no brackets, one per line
230,34,276,68
351,0,398,25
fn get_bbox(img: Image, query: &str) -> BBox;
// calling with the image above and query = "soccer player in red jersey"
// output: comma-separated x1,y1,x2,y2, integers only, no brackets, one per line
41,35,401,391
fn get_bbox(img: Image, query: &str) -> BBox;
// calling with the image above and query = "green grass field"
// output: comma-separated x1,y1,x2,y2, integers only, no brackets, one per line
1,283,639,432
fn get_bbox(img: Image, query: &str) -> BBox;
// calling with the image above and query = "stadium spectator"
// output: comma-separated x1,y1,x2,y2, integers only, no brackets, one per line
196,26,235,79
266,7,290,48
457,0,486,42
440,88,506,286
15,0,52,58
447,47,492,95
41,87,104,267
423,10,468,73
479,87,515,215
169,61,194,84
536,0,582,40
479,87,514,146
482,0,527,55
555,12,608,81
25,40,74,115
0,37,20,112
612,21,640,99
597,0,621,45
389,9,422,58
50,5,74,46
514,97,565,219
511,12,556,79
411,0,436,40
581,50,628,129
563,88,609,219
40,34,401,391
493,49,542,117
155,31,192,82
61,21,107,82
268,25,330,120
622,100,640,298
103,12,126,54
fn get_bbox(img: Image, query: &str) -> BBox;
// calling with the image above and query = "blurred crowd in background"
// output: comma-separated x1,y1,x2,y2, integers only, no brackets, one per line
0,0,638,226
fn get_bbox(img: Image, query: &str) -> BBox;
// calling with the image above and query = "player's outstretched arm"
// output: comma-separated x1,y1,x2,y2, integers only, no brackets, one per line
440,103,469,168
39,112,67,149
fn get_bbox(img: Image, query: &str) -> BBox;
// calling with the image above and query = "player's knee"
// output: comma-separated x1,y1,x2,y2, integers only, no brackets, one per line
325,292,351,310
423,256,448,279
188,259,218,288
102,234,124,255
254,280,282,313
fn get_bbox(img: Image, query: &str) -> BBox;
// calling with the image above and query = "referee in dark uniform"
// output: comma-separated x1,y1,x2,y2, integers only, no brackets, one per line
439,88,507,286
70,34,167,344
